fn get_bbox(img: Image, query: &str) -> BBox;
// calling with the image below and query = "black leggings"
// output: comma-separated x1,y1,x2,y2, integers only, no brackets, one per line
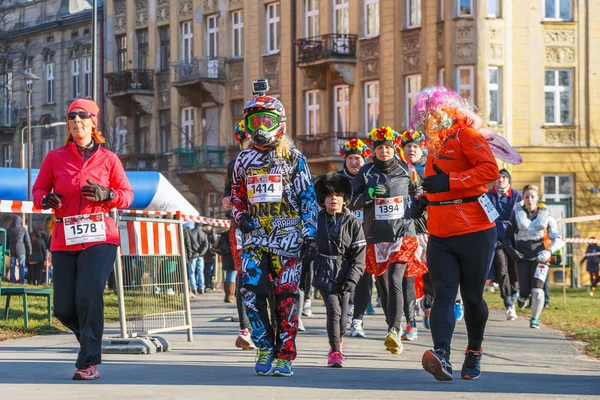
403,277,416,324
352,272,373,320
589,271,599,288
427,228,495,353
375,262,407,330
493,245,519,308
236,273,251,330
52,244,117,369
422,272,434,309
515,260,545,298
321,290,350,352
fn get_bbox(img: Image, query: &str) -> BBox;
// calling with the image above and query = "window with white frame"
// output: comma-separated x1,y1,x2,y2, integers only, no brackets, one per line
207,15,218,57
457,66,474,101
544,69,572,125
136,30,148,70
334,85,350,132
457,0,473,17
181,22,193,62
115,117,128,154
488,66,502,124
334,0,349,34
544,0,571,21
44,138,54,157
439,0,444,21
181,107,194,148
45,63,54,104
438,68,445,86
305,0,319,37
405,74,421,127
407,0,421,28
1,144,11,167
488,0,500,18
231,11,243,57
266,2,280,53
364,81,379,132
543,175,573,202
305,90,320,136
83,57,91,98
159,110,171,153
365,0,379,37
71,59,80,99
159,27,170,72
116,35,127,72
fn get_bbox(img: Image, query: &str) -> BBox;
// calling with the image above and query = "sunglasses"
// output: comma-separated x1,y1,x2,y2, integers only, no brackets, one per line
246,111,280,133
67,111,94,120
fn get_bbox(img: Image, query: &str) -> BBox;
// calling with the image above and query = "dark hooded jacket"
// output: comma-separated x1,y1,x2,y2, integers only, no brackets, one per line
7,216,31,257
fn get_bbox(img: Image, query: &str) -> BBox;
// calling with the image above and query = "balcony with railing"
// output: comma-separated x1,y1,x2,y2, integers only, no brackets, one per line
298,132,357,160
105,69,155,116
174,145,227,171
296,34,358,65
171,57,226,107
119,153,172,172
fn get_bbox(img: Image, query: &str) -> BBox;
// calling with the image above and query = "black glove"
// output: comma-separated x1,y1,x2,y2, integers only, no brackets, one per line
299,261,312,292
302,237,319,261
42,193,63,210
81,180,112,202
506,246,524,261
340,280,356,293
238,214,258,234
422,164,450,194
409,195,429,219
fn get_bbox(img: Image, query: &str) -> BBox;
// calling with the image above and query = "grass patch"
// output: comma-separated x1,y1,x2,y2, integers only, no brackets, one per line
484,287,600,359
0,283,120,341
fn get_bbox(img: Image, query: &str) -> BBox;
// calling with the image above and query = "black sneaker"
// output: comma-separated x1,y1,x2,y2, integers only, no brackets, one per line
461,348,483,380
517,296,527,309
422,349,453,381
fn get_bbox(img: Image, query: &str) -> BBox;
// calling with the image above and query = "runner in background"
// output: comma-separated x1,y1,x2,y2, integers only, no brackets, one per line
32,98,134,380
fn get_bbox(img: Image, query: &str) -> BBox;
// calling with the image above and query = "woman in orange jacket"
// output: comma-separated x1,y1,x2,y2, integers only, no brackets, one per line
410,87,499,381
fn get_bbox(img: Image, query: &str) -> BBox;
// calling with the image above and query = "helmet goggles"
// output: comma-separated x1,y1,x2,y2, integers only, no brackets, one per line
246,111,280,133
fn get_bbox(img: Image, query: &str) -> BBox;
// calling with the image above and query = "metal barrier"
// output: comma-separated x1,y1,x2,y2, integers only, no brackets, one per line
113,210,193,341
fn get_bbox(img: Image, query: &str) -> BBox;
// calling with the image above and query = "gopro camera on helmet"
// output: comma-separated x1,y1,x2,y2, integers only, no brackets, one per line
252,78,270,96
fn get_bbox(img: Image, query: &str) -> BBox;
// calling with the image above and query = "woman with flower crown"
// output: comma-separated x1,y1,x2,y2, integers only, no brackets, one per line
349,127,422,355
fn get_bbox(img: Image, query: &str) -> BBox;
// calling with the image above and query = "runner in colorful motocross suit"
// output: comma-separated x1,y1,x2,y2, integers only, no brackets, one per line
231,84,319,377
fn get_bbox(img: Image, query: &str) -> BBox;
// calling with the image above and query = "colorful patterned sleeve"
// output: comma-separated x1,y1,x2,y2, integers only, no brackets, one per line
294,153,318,238
231,153,249,223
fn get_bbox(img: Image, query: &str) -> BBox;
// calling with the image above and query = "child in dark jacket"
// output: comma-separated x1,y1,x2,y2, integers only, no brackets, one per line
313,173,366,368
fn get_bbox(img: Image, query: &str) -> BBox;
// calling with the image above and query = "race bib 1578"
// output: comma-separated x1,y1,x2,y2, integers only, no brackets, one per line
63,213,107,245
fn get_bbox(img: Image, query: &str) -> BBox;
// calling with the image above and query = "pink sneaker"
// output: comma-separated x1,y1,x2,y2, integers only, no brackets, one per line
235,328,256,350
327,350,345,368
72,365,99,380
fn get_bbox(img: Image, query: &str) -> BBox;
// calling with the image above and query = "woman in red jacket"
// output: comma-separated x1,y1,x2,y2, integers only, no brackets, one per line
410,87,499,381
33,99,133,380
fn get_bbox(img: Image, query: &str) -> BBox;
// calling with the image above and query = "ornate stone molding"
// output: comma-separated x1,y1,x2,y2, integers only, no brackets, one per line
456,26,474,42
157,0,170,24
227,60,244,99
359,37,379,79
545,30,575,44
456,44,474,62
114,0,126,15
114,0,126,33
490,43,503,60
402,31,420,73
454,21,475,63
157,91,170,109
179,95,191,107
546,46,575,64
156,73,171,91
229,0,243,10
545,130,576,145
203,0,218,14
360,59,379,80
179,0,193,18
489,27,502,41
263,54,280,92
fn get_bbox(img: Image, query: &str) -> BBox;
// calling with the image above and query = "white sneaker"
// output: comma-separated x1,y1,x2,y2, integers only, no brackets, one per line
350,319,366,338
298,319,305,332
506,306,518,321
302,300,313,317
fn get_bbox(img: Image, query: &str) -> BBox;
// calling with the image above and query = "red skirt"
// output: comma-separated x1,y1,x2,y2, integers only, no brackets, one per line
365,236,427,277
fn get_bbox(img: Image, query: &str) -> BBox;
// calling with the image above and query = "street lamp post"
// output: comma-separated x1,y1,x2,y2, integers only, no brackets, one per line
20,72,40,229
20,122,67,168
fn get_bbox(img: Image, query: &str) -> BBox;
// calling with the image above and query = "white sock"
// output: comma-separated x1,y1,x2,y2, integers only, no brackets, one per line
531,288,545,320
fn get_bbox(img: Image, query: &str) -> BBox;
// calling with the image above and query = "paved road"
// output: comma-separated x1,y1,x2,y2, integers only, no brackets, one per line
0,292,598,399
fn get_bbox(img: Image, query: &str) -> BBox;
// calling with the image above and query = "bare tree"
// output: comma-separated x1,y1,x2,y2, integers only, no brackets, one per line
573,150,600,221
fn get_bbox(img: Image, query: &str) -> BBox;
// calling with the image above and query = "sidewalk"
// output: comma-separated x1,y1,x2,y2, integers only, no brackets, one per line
0,292,598,399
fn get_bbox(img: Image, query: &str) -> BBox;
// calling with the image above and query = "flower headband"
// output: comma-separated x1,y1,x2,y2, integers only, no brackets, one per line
401,130,428,148
365,126,402,147
233,120,246,145
340,138,372,159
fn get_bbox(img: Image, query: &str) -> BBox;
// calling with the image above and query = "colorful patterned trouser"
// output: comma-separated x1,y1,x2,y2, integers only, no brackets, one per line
228,228,243,275
240,247,301,360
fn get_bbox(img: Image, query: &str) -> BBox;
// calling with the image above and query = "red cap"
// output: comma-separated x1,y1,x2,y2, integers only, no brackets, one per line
68,99,99,127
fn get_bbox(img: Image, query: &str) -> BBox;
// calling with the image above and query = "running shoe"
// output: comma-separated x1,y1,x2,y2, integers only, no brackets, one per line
272,358,293,377
401,322,418,341
327,350,345,368
517,295,527,309
384,327,403,354
461,348,483,380
302,299,314,317
589,288,595,297
298,319,306,332
415,301,421,316
347,303,354,317
506,306,518,321
422,349,453,381
350,319,366,338
454,300,464,322
366,301,376,315
423,308,431,330
530,317,540,329
235,328,255,350
72,365,99,380
255,348,275,375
